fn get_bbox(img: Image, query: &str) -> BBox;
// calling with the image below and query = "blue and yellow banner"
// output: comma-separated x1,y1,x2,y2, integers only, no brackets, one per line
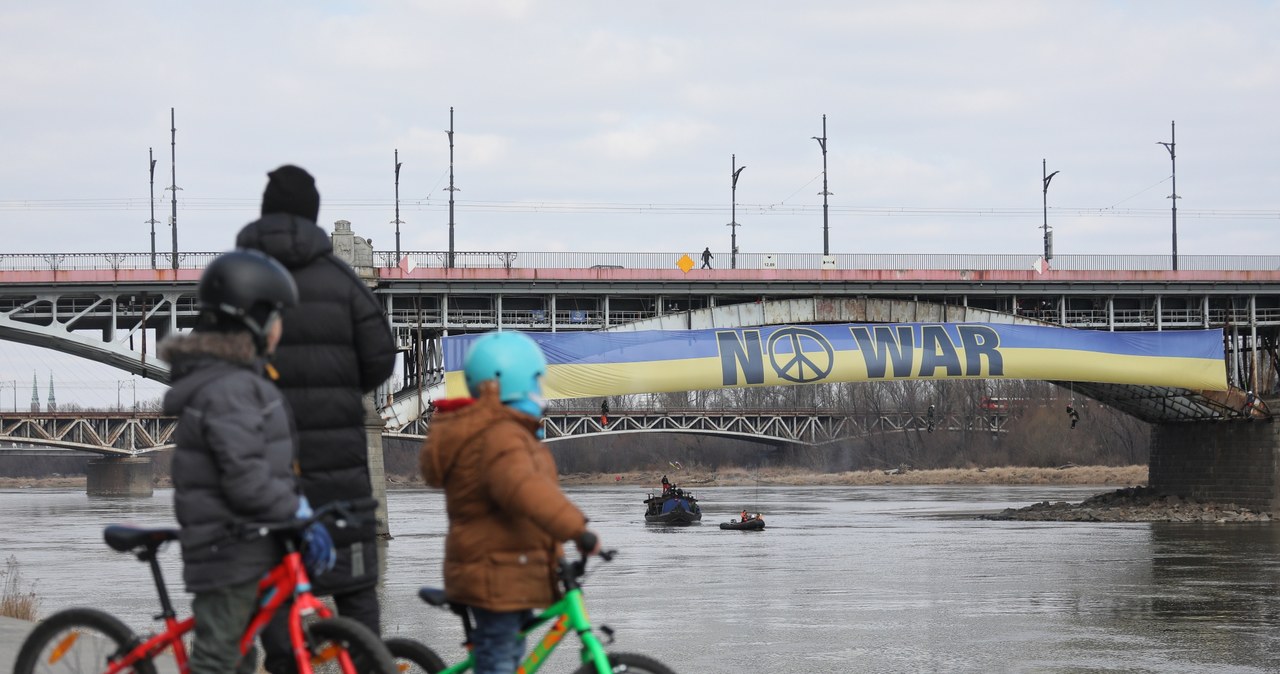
442,324,1227,399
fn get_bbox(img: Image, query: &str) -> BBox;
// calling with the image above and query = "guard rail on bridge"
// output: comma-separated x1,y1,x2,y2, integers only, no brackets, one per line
3,251,1280,272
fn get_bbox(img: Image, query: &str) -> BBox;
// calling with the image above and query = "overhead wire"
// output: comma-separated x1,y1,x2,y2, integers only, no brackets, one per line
0,197,1275,220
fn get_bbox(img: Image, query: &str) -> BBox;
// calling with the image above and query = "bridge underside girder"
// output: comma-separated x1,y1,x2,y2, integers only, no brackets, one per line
542,410,1006,445
1066,382,1261,423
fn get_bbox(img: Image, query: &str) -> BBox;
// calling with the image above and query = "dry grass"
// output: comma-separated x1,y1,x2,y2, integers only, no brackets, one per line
560,465,1149,487
0,555,40,621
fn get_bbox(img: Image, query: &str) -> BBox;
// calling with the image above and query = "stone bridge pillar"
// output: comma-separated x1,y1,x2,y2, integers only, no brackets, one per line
1150,419,1280,513
86,457,154,497
365,394,390,539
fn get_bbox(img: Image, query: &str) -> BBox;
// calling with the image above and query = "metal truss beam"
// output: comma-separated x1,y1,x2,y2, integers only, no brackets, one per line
0,413,176,456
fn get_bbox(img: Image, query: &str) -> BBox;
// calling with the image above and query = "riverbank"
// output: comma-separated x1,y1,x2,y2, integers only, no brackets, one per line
0,465,1150,491
557,464,1150,487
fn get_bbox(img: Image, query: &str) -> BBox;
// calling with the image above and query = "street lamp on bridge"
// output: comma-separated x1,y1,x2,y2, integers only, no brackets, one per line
812,114,832,256
446,107,459,269
393,149,404,264
1042,159,1059,262
727,154,745,270
1157,120,1179,271
147,149,159,269
117,379,136,412
1,380,14,412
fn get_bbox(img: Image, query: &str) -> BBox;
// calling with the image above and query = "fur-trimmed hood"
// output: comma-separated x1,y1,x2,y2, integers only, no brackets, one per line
159,331,260,414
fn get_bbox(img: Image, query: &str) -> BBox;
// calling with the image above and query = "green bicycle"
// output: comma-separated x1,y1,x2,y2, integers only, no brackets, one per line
388,549,675,674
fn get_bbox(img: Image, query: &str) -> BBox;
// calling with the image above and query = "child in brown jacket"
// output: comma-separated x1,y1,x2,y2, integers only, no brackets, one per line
421,332,600,674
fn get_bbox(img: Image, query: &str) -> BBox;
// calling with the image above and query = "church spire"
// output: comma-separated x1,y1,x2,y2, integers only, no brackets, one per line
46,371,56,413
30,371,39,413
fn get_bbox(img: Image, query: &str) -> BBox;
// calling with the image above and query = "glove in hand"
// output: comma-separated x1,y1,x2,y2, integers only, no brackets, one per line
301,521,336,578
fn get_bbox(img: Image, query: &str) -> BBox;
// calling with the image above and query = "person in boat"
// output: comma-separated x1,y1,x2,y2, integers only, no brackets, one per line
755,513,764,522
740,509,750,522
661,475,671,494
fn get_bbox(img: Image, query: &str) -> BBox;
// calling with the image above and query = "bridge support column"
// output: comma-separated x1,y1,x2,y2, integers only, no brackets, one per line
365,395,391,540
1150,421,1280,513
86,457,154,497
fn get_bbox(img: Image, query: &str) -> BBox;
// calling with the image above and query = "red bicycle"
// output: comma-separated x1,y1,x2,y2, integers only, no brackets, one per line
13,499,395,674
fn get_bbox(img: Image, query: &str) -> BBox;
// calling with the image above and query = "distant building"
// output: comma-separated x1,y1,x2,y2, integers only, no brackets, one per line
331,220,374,272
29,371,39,413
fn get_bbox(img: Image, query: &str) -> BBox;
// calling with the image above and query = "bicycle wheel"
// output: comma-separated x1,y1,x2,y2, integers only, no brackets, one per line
385,636,448,673
306,615,398,674
14,607,158,674
572,651,677,674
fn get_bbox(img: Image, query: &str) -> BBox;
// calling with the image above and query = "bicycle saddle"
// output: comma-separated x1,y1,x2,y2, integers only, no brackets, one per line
418,587,448,607
104,524,179,553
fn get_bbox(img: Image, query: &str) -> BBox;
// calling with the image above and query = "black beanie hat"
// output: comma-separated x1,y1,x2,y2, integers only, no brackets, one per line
261,165,320,222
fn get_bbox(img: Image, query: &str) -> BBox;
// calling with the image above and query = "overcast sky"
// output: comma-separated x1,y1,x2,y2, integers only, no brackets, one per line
2,1,1278,405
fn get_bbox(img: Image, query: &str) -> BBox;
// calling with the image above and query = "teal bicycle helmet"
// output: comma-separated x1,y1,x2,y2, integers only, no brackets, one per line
463,332,548,417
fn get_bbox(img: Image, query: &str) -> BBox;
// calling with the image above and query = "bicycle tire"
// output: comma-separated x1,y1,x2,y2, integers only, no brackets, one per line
14,606,158,674
306,615,398,674
572,651,678,674
385,636,448,673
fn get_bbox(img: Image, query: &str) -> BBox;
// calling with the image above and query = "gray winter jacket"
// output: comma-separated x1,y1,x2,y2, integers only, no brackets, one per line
160,331,301,593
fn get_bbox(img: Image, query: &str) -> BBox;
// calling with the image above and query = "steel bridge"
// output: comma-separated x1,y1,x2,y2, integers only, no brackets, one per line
0,246,1277,429
542,408,1009,445
0,412,175,456
0,408,1005,455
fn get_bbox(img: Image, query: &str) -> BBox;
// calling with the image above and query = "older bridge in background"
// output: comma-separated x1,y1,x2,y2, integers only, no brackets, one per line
0,407,1012,455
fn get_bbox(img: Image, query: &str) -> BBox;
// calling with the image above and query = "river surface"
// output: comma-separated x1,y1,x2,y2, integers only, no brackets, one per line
4,485,1280,673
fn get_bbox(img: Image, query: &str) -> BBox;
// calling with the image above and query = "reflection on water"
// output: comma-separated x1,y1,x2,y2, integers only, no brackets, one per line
4,485,1280,673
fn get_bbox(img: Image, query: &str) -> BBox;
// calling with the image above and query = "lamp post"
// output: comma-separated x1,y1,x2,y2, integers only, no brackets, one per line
2,380,14,412
445,107,459,269
727,154,745,270
812,114,831,256
1041,159,1059,262
166,107,181,271
393,149,404,264
1157,120,1178,271
118,380,137,412
147,148,159,269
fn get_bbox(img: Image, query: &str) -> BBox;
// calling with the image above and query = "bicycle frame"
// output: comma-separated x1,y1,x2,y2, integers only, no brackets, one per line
438,585,611,674
93,548,349,674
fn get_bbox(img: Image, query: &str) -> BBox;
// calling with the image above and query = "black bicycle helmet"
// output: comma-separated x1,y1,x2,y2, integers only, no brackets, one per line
197,249,298,351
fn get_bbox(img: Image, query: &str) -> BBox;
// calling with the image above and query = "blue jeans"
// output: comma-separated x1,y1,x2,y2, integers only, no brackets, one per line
471,607,533,674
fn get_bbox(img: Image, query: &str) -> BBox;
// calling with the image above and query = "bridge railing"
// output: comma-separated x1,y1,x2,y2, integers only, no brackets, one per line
373,252,1280,271
6,252,1278,272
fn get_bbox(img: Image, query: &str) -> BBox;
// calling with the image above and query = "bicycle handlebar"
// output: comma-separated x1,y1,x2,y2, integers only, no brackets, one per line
563,548,618,588
240,497,379,540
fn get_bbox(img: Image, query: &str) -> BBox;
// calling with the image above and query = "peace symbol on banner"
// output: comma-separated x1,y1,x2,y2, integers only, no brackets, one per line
767,327,835,383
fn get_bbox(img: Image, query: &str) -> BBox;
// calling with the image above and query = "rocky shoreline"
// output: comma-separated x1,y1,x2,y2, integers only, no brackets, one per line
982,486,1273,523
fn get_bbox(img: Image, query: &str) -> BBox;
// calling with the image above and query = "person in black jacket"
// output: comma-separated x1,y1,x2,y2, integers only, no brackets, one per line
236,165,396,673
160,249,332,674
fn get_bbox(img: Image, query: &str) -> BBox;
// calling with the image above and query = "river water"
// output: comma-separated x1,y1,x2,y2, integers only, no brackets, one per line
4,484,1280,673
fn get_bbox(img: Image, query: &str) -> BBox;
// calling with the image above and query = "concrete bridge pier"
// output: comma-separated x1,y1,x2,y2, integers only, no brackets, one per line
1150,418,1280,513
86,457,154,497
365,394,391,540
